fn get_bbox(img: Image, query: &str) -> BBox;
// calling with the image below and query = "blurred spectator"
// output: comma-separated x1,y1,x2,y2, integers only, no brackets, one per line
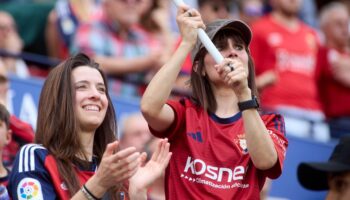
45,0,102,59
0,103,11,188
197,0,231,23
71,0,163,97
237,0,264,25
315,2,350,139
0,66,34,168
119,112,167,200
118,112,152,152
297,135,350,200
118,112,164,199
137,0,175,81
174,0,232,92
250,0,329,141
145,137,166,200
0,11,29,78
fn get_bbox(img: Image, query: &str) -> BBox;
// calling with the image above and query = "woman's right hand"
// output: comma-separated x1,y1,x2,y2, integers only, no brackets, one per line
176,5,205,48
86,141,141,197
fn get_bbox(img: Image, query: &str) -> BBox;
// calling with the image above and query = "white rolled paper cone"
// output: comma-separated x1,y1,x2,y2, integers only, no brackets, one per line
172,0,224,64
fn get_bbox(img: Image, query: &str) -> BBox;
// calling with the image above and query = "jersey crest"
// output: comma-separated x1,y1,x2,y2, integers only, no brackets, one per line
234,134,248,154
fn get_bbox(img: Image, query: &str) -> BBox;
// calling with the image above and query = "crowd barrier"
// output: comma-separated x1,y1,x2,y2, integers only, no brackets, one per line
9,76,335,200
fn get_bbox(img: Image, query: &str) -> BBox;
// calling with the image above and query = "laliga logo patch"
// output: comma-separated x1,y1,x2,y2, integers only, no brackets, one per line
234,134,248,154
17,178,43,200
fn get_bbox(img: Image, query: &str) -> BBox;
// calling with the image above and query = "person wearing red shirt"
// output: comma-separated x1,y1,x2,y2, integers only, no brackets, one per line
316,2,350,139
250,0,328,141
141,5,288,199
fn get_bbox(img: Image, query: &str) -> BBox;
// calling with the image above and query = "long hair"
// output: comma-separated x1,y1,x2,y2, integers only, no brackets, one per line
190,29,258,113
35,53,119,198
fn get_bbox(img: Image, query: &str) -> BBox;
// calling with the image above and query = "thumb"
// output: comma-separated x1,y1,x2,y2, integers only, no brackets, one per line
103,140,119,157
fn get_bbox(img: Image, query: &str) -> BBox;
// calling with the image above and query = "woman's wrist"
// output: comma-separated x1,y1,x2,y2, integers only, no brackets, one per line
236,88,252,102
81,184,101,200
179,40,196,51
128,184,147,200
84,176,107,199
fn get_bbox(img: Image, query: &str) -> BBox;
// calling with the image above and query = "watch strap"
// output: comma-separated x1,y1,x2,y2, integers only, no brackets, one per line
238,96,259,111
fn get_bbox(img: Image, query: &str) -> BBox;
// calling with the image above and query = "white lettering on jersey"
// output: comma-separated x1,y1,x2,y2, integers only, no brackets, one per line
184,156,245,182
276,49,315,75
17,178,44,200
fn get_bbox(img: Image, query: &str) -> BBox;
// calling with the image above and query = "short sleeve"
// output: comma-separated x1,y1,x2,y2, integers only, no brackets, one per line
149,99,186,140
260,114,288,179
8,144,58,200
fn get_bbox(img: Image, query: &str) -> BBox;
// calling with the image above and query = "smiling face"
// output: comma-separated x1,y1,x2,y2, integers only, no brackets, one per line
72,66,108,132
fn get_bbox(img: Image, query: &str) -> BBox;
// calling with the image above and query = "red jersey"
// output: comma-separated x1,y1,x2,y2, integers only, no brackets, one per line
250,15,321,111
315,46,350,118
151,99,288,200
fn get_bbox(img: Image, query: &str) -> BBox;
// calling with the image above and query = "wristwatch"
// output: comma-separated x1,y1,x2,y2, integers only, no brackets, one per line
238,96,259,111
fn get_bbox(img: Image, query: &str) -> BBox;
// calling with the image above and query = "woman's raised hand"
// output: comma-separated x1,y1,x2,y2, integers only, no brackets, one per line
176,5,205,47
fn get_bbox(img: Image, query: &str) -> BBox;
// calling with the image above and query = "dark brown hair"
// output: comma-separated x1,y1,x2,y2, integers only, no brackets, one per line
190,29,258,113
35,53,119,198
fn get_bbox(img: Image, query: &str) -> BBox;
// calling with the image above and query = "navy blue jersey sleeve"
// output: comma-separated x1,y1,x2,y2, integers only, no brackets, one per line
8,144,58,200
